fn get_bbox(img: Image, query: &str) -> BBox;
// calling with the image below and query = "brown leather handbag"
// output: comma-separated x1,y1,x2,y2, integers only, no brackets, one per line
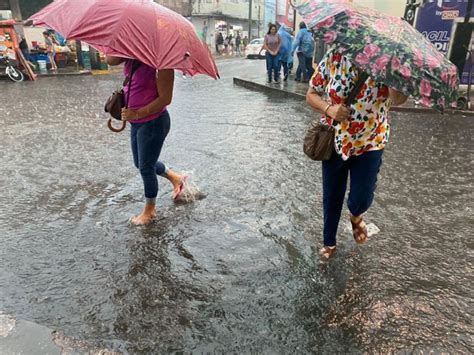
303,121,335,161
303,72,369,161
104,61,140,133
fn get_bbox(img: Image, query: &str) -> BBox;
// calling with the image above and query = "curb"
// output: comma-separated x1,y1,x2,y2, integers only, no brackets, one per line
37,71,93,78
233,77,474,117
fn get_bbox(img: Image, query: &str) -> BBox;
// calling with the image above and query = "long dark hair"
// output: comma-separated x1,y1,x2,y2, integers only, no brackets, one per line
267,24,277,35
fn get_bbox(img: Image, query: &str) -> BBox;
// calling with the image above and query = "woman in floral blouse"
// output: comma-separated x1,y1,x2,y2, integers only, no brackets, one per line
306,49,408,259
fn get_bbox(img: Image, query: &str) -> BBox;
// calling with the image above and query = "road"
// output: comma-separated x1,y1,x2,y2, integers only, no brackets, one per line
0,58,472,353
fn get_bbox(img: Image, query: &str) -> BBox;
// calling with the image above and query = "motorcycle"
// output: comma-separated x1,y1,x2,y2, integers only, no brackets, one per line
0,54,24,82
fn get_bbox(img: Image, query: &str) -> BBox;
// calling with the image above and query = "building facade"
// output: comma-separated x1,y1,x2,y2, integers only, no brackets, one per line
191,0,265,48
154,0,192,17
351,0,406,17
0,0,21,20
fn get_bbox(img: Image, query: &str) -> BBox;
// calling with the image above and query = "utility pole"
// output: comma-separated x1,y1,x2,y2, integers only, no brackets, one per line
258,4,261,38
248,0,252,40
8,0,22,20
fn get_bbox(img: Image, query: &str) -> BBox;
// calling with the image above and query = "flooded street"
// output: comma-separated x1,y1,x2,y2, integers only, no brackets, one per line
1,59,473,353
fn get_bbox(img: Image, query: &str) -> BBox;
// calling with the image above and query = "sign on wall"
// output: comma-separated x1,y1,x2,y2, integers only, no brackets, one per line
415,0,474,84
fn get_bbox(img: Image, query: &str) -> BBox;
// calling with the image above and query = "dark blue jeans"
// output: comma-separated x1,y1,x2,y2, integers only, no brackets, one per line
130,110,170,204
322,150,383,247
296,52,314,81
265,52,280,82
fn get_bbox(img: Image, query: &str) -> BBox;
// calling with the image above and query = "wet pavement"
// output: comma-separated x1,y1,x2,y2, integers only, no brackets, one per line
1,58,473,353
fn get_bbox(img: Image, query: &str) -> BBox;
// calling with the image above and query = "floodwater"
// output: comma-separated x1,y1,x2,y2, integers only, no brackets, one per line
0,59,473,353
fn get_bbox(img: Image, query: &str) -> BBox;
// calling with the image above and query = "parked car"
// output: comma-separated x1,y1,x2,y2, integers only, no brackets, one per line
246,38,265,59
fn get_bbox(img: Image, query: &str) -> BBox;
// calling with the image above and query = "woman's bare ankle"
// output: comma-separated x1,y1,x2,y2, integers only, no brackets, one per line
131,204,156,225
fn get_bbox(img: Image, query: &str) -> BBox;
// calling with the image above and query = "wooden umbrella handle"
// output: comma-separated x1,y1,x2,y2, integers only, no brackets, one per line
107,118,127,133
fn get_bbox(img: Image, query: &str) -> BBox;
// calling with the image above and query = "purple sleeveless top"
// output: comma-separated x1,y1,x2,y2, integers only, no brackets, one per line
123,60,167,124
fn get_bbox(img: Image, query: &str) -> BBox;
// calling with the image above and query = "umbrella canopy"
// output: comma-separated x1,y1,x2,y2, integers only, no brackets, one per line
29,0,219,79
295,0,459,112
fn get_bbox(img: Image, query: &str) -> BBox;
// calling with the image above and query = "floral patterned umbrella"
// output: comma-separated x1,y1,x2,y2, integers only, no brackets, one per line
294,0,459,112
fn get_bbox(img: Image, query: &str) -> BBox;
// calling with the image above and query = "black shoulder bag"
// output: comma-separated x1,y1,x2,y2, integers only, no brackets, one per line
104,60,140,133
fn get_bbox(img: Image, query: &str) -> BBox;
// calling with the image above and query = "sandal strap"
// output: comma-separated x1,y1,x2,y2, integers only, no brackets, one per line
351,217,368,242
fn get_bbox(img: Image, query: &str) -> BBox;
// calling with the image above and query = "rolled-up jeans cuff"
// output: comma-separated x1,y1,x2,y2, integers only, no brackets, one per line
145,197,157,205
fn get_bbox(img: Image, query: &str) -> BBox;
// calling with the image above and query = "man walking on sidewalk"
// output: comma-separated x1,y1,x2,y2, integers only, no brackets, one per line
292,22,315,83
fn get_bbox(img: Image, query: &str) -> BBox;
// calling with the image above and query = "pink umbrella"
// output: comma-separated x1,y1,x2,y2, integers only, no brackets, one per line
29,0,219,79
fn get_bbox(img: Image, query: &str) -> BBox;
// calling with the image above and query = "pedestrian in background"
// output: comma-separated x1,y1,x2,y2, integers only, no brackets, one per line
306,49,408,258
277,25,293,81
228,34,234,55
260,24,281,84
216,32,224,55
224,35,229,55
235,33,242,57
292,22,315,82
18,34,36,70
243,36,249,51
43,31,58,71
106,56,188,225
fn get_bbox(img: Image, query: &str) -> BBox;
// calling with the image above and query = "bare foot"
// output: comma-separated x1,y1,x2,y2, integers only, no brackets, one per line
131,204,156,225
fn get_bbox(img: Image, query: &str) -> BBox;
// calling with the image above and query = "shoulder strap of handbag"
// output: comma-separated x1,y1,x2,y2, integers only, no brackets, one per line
124,60,141,109
345,71,369,106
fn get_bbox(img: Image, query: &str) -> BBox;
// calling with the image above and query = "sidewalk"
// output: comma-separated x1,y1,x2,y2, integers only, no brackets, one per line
233,75,474,117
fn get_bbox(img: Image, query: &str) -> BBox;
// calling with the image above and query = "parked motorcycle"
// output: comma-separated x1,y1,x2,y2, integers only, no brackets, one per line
0,54,24,82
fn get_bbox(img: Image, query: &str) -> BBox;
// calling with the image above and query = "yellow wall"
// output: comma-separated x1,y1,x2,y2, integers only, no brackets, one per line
351,0,406,17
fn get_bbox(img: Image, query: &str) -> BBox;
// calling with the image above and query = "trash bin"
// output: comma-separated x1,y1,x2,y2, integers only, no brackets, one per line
37,60,47,73
55,53,67,68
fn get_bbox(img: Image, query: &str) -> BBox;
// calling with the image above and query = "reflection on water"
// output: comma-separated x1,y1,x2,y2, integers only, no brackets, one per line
0,61,472,353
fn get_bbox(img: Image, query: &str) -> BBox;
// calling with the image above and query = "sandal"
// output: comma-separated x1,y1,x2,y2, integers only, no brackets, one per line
319,246,337,259
172,175,189,201
350,215,368,244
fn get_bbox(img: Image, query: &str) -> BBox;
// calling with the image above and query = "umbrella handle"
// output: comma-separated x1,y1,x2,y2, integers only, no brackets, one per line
108,118,127,133
345,72,369,106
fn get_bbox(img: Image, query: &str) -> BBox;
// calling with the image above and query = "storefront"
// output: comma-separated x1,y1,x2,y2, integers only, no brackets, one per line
415,0,474,84
276,0,294,29
0,19,19,61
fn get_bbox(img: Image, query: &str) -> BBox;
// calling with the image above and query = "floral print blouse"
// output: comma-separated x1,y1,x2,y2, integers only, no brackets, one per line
310,49,392,160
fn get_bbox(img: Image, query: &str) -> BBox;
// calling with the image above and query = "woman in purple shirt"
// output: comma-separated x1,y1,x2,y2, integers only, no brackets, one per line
107,56,186,225
260,24,281,83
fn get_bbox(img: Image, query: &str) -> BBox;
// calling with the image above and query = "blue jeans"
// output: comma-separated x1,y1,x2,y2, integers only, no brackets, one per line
265,52,280,82
130,111,170,204
296,52,314,81
322,150,383,247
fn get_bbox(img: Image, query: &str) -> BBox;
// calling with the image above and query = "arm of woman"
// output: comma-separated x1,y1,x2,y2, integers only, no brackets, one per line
306,87,350,122
122,69,174,121
106,56,125,66
275,35,282,54
389,88,408,106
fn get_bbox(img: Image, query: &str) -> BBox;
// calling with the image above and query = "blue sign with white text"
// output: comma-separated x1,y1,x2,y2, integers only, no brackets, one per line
416,0,474,84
